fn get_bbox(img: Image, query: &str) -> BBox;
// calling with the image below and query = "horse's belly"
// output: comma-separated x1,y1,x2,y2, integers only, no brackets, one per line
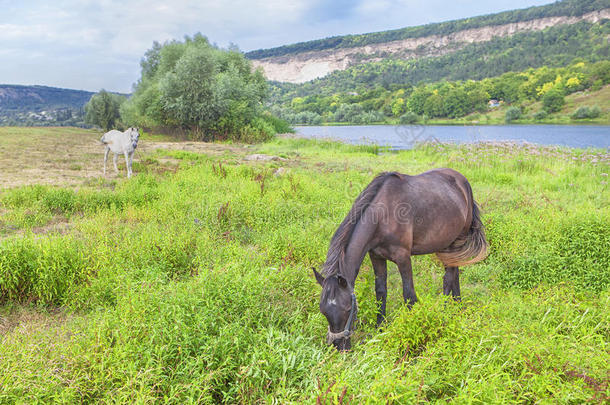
409,207,467,255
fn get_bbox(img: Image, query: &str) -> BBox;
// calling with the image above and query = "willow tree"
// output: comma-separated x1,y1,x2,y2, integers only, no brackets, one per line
122,34,270,141
85,90,126,131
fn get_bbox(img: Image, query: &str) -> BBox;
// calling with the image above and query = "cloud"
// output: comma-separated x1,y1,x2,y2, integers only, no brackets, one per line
0,0,552,92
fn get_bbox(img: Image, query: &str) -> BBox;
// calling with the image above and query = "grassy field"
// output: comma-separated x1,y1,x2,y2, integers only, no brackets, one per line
0,127,608,403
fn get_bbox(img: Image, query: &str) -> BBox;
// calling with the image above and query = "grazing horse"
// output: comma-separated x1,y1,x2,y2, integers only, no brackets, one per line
101,127,140,178
313,169,488,351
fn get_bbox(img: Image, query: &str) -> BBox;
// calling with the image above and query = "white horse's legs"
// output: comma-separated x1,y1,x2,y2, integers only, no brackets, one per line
103,147,109,175
113,153,119,173
128,151,134,177
124,151,131,178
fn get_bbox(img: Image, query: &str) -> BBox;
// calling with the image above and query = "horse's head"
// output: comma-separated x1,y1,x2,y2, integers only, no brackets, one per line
128,127,140,149
313,268,357,352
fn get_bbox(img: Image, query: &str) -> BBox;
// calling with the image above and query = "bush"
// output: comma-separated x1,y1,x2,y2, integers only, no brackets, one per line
504,106,522,123
237,117,276,143
291,111,322,125
261,113,294,134
85,90,126,131
541,88,565,113
571,105,601,119
532,110,547,120
399,111,419,124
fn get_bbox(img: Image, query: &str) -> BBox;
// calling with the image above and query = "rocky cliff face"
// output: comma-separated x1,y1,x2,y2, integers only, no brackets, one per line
251,9,610,83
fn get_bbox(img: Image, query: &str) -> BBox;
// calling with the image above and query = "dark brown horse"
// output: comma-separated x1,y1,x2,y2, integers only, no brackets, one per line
313,169,488,351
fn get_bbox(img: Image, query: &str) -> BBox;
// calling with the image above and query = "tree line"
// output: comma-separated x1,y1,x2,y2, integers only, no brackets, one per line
269,60,610,125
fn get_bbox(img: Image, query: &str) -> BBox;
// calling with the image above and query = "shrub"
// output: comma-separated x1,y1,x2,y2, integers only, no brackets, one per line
399,111,419,124
541,88,565,113
237,117,276,143
591,79,603,91
504,106,522,123
292,111,322,125
571,105,601,119
532,110,547,120
261,113,294,134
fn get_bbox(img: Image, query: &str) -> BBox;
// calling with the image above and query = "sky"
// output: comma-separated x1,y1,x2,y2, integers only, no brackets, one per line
0,0,552,93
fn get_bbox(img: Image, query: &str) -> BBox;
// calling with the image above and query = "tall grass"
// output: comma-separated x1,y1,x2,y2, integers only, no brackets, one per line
0,135,608,403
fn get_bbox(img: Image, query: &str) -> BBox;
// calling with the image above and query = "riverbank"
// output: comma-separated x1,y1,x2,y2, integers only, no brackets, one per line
1,128,608,402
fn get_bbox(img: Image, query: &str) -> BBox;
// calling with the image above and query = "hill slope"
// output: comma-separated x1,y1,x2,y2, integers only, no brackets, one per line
0,85,130,127
248,0,610,83
0,85,94,126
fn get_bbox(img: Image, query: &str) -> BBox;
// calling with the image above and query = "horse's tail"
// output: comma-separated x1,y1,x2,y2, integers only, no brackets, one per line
436,185,488,267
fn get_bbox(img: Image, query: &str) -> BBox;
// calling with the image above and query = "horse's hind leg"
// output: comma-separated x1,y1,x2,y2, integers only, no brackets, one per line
397,256,418,309
370,252,388,327
443,266,461,301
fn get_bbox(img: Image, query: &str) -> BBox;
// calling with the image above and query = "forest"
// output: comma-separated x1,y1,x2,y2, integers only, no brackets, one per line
268,21,610,125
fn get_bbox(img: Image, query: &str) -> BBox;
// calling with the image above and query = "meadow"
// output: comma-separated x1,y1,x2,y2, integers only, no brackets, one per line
0,127,608,403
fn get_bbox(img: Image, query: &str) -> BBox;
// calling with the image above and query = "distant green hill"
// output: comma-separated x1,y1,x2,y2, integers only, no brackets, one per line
0,85,94,111
247,0,609,59
0,85,128,127
272,20,610,100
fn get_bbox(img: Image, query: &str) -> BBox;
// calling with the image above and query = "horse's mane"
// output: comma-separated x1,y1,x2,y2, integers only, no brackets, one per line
323,172,401,278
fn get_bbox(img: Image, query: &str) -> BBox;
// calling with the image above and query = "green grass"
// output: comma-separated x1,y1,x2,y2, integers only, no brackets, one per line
0,130,609,403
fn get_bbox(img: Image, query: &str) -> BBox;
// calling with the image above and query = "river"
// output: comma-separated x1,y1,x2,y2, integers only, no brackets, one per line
295,125,610,149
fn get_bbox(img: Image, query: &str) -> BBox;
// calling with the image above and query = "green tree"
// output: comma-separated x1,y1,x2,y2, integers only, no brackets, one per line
84,90,126,131
542,87,565,113
505,106,522,123
123,34,271,141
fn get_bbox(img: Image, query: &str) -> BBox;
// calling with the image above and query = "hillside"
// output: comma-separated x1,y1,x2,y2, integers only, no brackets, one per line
0,85,131,127
0,85,95,126
248,0,610,83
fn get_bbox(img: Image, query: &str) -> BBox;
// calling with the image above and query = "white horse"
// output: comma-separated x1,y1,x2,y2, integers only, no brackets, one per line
100,127,140,178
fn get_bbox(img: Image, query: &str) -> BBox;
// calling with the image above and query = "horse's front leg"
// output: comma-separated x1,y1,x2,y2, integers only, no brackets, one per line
397,255,417,309
103,147,109,175
113,153,119,173
128,151,134,174
443,266,461,301
370,252,388,327
124,151,131,178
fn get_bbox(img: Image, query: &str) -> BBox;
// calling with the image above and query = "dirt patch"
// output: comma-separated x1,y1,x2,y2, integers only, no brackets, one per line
0,127,253,189
31,215,71,236
0,306,70,337
147,141,252,156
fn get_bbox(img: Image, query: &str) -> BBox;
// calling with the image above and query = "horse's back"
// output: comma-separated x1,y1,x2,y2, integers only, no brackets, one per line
374,169,473,254
102,130,130,153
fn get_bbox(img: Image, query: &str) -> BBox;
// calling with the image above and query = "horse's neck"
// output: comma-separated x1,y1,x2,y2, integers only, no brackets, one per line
342,215,377,287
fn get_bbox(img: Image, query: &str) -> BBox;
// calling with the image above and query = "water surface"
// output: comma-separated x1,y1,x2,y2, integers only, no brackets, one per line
295,125,610,149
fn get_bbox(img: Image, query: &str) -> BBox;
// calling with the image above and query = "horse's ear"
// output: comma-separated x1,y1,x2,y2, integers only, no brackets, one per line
337,274,348,289
312,267,324,286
